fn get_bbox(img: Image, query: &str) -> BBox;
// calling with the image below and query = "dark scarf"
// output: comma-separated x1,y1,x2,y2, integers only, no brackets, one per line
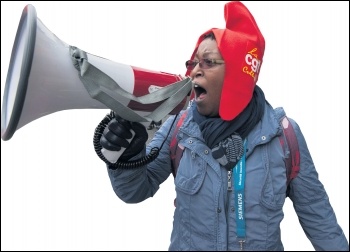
192,85,266,148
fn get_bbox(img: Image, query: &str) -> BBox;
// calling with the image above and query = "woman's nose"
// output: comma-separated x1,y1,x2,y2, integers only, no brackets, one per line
191,68,203,79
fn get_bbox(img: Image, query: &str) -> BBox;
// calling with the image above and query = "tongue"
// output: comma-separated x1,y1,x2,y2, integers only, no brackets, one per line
199,93,206,99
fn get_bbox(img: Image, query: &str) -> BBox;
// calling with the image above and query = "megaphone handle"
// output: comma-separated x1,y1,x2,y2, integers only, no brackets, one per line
93,111,161,169
100,130,135,163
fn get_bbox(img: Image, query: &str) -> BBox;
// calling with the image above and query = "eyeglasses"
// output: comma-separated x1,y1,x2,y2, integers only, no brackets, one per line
185,58,225,70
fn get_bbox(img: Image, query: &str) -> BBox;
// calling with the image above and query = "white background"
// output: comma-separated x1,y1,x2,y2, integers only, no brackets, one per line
1,1,349,251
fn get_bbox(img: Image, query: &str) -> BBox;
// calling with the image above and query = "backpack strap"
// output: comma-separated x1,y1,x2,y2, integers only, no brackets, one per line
170,110,188,177
279,116,300,187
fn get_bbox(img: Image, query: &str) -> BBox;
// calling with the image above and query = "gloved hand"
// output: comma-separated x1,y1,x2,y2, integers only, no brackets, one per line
100,114,148,163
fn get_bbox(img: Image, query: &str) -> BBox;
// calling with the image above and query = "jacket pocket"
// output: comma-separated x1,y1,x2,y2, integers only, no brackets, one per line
175,149,206,195
260,171,286,210
259,143,287,210
173,149,216,250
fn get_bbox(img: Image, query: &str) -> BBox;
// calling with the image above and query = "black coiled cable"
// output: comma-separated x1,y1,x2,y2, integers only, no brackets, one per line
93,111,177,170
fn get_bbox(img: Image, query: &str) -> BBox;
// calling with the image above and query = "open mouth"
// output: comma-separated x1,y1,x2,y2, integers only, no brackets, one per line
194,84,207,100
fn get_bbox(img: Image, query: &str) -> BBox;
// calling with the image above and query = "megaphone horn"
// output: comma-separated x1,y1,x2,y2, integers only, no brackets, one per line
1,4,192,141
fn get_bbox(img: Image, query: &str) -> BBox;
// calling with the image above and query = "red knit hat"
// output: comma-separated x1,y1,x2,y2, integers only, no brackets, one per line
186,1,265,121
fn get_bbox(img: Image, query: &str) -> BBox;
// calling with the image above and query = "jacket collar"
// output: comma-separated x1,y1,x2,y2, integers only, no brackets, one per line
178,101,285,156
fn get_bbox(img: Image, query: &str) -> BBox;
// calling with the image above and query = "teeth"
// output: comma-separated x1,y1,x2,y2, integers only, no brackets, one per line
194,84,199,88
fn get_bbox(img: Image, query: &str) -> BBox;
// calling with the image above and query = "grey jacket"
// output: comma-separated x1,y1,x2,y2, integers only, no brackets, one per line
107,102,349,251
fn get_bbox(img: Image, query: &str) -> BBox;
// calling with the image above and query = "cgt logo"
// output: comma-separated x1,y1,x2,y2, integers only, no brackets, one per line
242,48,262,81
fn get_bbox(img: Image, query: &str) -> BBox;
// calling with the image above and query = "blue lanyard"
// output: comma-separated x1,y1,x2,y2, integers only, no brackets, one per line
234,139,247,240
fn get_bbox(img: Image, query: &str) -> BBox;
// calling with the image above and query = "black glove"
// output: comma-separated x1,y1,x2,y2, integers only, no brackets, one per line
100,114,148,162
211,134,244,171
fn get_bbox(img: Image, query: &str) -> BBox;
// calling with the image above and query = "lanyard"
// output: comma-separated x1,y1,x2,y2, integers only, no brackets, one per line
234,139,247,241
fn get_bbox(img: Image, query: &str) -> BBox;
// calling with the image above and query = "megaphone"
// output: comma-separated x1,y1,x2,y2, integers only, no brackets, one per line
1,4,192,141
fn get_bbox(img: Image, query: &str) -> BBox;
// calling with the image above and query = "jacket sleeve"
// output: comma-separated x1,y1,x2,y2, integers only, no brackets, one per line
106,114,178,204
287,119,349,251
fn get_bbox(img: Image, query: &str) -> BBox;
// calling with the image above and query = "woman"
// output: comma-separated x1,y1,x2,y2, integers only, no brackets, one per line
97,2,349,250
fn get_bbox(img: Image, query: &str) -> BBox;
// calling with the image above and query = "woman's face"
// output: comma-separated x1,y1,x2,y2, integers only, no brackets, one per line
189,38,225,117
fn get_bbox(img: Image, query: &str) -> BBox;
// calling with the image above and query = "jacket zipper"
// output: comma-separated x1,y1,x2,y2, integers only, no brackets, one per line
227,170,233,191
